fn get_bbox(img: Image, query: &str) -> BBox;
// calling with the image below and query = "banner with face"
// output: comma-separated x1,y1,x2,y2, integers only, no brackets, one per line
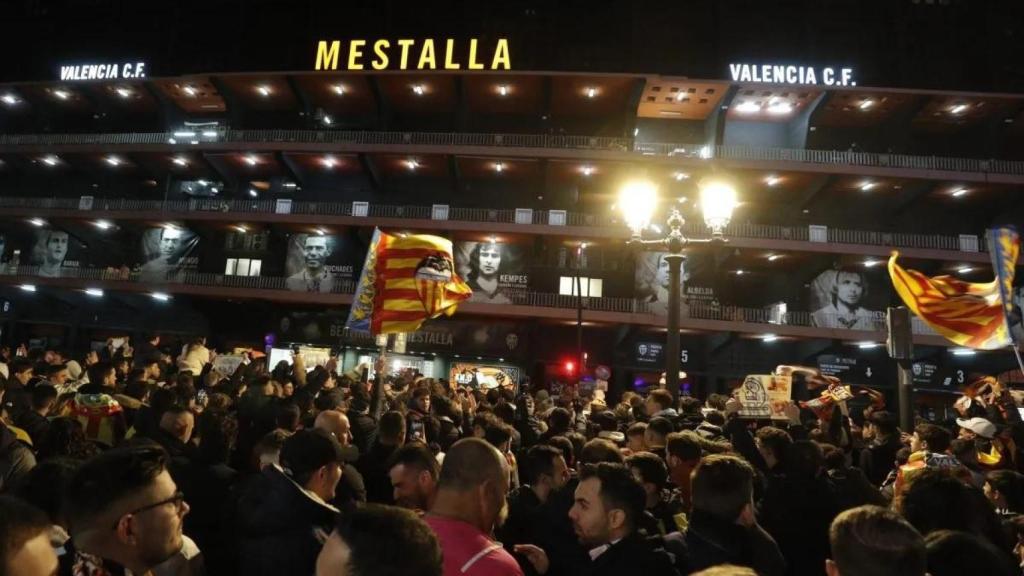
139,227,199,282
454,240,528,303
284,234,355,293
809,268,885,330
29,228,80,278
634,251,719,316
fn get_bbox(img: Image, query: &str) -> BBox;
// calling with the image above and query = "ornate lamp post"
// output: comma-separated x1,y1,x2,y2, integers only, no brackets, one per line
619,177,737,404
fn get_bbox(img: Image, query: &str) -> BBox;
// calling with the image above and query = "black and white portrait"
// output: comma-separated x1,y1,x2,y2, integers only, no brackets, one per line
810,269,884,330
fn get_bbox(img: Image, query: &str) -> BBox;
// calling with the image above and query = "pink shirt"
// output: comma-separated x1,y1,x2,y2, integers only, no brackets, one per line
424,515,523,576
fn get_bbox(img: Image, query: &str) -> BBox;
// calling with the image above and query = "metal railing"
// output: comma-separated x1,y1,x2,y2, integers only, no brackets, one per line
0,195,982,253
0,129,1021,176
1,266,941,337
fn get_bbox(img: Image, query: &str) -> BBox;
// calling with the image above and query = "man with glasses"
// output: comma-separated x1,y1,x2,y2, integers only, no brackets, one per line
64,443,202,575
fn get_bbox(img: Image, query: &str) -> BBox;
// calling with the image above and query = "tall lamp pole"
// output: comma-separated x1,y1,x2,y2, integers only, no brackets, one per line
618,178,737,405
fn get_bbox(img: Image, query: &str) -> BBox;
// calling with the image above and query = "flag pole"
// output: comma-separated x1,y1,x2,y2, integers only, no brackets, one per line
1011,344,1024,378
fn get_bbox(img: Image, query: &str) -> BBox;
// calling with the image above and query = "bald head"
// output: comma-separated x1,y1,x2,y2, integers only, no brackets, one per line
314,410,351,447
438,437,509,493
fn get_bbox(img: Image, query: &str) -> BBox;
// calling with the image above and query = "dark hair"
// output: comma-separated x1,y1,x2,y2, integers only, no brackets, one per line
691,454,754,521
915,423,952,453
275,402,302,432
986,470,1024,514
17,458,81,525
579,438,624,466
333,504,442,576
755,426,792,464
647,389,673,411
523,445,564,485
36,417,100,461
30,383,58,411
899,469,1013,551
626,422,648,439
646,416,674,439
867,410,898,436
706,393,729,411
468,242,503,282
666,431,702,462
379,411,406,444
483,423,513,450
579,462,646,533
924,530,1015,576
548,407,572,433
704,410,726,427
86,361,115,388
45,363,68,378
315,388,345,412
492,402,516,425
786,440,825,479
627,451,668,490
547,436,575,468
388,442,440,481
0,495,51,568
196,410,238,466
820,443,847,470
65,443,169,536
10,358,33,375
830,505,927,576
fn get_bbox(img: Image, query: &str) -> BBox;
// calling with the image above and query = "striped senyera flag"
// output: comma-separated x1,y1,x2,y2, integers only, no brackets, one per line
347,229,472,336
887,228,1019,350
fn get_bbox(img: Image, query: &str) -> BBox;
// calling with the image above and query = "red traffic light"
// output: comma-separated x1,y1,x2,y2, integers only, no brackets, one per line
564,360,575,374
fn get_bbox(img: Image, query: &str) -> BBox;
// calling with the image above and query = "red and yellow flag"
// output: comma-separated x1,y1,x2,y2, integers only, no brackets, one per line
347,229,472,335
888,229,1019,350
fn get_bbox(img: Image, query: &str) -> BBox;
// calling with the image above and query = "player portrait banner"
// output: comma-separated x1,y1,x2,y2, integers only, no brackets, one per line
808,267,885,330
285,233,355,293
634,251,719,317
29,227,82,278
454,240,528,303
346,228,472,336
138,227,199,282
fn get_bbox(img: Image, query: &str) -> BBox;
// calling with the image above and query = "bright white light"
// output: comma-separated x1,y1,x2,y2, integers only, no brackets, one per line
649,224,662,234
585,87,597,98
94,220,112,230
498,85,509,96
581,165,594,177
675,92,685,102
283,182,298,188
29,218,45,227
151,292,170,302
322,156,338,169
85,288,104,297
674,172,689,181
115,87,132,99
248,188,258,197
633,127,639,137
762,334,778,343
494,162,505,173
951,188,967,197
243,155,258,166
406,158,419,170
256,85,271,97
618,180,658,235
197,179,208,186
735,269,745,275
858,342,880,349
860,181,876,191
412,84,425,95
173,131,196,138
764,175,781,187
41,155,59,167
859,99,875,110
322,115,333,125
863,259,880,268
105,155,122,166
52,89,70,100
19,284,36,292
950,104,968,115
767,254,781,261
234,225,247,233
315,228,326,236
735,101,761,114
332,84,345,95
1,93,19,106
957,266,973,274
201,130,217,138
767,102,794,115
183,85,197,97
699,145,713,159
700,179,737,235
952,348,976,356
172,156,188,166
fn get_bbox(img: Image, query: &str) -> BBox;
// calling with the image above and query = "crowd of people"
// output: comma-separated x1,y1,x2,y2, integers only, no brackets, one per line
2,334,1024,575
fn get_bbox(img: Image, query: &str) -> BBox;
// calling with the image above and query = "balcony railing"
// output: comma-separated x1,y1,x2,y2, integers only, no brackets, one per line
1,266,941,337
0,129,1020,176
0,195,983,254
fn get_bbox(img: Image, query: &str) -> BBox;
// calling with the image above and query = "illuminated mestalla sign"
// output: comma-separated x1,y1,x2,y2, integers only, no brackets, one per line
729,63,855,87
59,62,147,81
315,38,510,71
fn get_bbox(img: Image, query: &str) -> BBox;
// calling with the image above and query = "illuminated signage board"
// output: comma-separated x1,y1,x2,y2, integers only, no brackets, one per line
59,62,147,81
729,63,855,87
314,38,510,71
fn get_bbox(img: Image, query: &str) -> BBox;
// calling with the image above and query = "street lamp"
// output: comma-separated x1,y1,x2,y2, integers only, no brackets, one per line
619,176,737,404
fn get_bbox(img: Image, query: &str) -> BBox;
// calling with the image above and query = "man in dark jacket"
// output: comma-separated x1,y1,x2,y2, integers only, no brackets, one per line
235,429,342,576
0,421,35,493
2,359,35,421
357,410,405,504
859,410,902,486
685,454,786,576
566,462,679,576
498,445,570,575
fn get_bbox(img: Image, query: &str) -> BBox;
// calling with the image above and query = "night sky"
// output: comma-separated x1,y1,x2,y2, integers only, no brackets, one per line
0,0,1022,92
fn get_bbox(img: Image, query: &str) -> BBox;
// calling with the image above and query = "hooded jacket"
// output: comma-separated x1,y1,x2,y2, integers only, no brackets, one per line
0,424,35,493
234,465,339,576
